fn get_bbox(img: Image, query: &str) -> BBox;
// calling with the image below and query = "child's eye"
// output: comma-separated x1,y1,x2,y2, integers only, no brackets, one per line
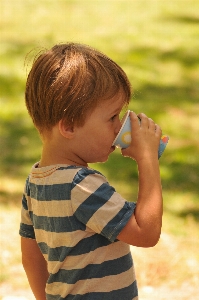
111,115,117,121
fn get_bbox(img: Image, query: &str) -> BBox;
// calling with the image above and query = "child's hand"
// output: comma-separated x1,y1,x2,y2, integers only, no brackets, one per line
121,111,162,162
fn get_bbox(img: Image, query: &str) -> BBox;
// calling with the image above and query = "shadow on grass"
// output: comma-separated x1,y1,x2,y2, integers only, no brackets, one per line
0,73,25,99
122,46,199,71
98,148,199,196
0,114,41,178
163,14,199,25
178,208,199,222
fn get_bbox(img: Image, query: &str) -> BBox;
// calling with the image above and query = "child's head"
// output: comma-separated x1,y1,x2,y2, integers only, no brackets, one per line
25,43,131,133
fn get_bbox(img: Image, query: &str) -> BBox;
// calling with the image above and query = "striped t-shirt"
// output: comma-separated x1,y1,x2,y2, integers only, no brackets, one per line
19,163,138,300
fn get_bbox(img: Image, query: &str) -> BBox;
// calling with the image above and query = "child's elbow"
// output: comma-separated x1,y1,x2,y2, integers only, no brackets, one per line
144,236,160,248
142,231,161,248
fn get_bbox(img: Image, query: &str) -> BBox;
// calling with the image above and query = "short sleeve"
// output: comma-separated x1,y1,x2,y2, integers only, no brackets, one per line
19,180,35,239
71,168,136,242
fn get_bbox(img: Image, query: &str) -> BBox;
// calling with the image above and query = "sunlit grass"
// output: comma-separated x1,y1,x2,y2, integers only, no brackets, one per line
1,0,198,242
0,0,199,297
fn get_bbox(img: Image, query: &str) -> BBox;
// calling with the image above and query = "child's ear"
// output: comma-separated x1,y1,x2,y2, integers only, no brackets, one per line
58,119,74,139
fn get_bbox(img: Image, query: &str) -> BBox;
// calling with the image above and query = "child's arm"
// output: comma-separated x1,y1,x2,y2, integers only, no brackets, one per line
117,112,163,247
21,237,49,300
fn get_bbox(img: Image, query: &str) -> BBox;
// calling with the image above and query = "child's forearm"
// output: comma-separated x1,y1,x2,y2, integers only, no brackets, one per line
117,157,163,247
118,112,163,247
21,237,49,300
135,157,163,244
23,258,49,300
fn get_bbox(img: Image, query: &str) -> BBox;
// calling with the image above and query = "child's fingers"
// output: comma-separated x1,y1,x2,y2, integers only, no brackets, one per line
137,113,149,128
155,124,162,138
148,118,155,130
129,111,139,122
129,111,162,139
137,114,162,134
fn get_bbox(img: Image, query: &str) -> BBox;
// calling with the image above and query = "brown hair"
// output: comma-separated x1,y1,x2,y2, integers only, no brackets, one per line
25,43,132,132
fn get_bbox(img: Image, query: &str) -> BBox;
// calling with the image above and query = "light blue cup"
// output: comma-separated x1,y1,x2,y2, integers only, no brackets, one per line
112,110,169,159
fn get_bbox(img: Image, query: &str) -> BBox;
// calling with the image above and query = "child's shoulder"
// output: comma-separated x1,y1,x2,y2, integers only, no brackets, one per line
27,163,106,185
71,166,107,187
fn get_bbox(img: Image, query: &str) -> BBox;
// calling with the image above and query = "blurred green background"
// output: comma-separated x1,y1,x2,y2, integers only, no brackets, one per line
0,0,199,298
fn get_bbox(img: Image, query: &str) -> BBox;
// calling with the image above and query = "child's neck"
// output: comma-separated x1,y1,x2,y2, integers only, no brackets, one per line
39,141,88,168
39,124,88,168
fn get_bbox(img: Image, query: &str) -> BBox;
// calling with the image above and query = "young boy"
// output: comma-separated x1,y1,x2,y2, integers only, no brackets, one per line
19,43,163,300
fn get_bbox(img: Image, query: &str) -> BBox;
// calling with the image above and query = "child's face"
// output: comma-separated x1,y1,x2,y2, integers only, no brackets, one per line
73,93,126,165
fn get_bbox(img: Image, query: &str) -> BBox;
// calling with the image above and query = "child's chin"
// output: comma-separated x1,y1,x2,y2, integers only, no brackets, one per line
90,157,109,164
100,156,110,163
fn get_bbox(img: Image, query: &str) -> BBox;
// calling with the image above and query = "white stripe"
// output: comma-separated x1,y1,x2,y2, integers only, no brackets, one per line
48,241,130,271
71,172,107,212
35,228,95,248
30,198,73,217
21,207,33,225
87,192,126,233
30,167,81,185
46,267,136,296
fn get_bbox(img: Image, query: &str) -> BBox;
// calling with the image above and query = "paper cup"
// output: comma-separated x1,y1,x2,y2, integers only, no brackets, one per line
112,110,169,159
112,110,131,149
158,135,169,158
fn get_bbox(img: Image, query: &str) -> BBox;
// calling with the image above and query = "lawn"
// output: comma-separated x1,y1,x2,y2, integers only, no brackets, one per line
0,0,199,299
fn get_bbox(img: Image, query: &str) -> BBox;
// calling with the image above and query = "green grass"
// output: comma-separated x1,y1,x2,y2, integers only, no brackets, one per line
1,0,199,233
0,0,199,295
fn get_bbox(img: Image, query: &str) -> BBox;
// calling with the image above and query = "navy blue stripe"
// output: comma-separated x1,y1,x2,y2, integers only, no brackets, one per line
46,281,138,300
19,223,35,239
69,233,112,256
29,182,71,201
48,253,133,284
22,194,28,210
25,177,31,196
71,168,96,188
57,166,80,171
74,183,115,224
38,242,49,255
71,168,105,189
38,234,113,261
30,213,86,232
102,201,136,242
38,242,72,262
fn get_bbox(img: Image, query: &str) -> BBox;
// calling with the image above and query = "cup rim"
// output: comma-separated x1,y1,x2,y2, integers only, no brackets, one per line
112,110,131,146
